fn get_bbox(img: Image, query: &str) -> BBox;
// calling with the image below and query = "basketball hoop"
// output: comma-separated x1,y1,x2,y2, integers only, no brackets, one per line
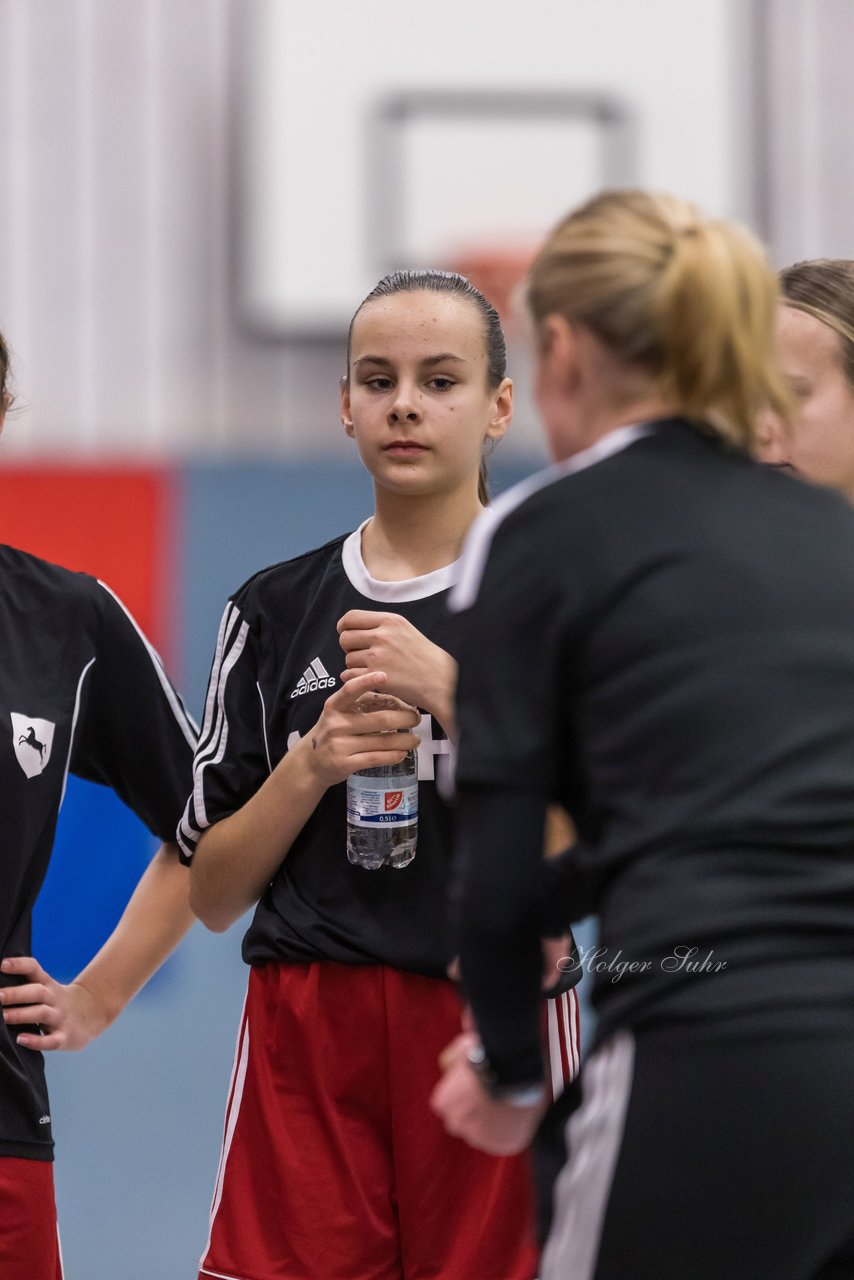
446,245,537,337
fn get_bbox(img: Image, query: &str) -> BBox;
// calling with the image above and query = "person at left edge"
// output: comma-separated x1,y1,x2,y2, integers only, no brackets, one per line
0,332,199,1280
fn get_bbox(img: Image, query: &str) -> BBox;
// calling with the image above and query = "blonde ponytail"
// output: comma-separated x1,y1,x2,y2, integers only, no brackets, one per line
528,191,790,450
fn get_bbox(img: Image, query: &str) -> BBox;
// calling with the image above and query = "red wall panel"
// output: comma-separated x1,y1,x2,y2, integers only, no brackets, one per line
0,466,176,659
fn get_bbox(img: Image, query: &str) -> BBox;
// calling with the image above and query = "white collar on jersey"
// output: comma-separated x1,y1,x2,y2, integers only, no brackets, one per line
342,517,493,603
451,420,654,613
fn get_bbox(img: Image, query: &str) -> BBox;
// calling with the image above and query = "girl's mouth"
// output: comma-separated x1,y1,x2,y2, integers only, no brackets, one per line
384,442,428,456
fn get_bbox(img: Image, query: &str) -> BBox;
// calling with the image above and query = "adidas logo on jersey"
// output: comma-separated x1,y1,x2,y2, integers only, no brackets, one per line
290,657,337,698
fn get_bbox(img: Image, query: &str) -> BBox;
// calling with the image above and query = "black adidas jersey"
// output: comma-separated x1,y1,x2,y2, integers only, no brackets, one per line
453,420,854,1055
178,525,462,975
0,545,198,1161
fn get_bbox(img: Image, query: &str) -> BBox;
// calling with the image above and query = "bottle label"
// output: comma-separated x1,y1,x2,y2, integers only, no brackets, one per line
347,776,418,828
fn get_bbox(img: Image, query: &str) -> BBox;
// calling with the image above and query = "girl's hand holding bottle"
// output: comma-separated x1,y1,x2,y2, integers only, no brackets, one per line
297,670,420,789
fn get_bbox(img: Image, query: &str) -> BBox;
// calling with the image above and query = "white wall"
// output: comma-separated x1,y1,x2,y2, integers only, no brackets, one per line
757,0,854,267
0,0,347,458
0,0,760,458
243,0,754,331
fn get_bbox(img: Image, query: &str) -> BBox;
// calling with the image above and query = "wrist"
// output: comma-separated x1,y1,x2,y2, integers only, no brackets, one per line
465,1041,546,1107
422,656,457,739
70,977,122,1032
284,731,333,794
423,696,455,742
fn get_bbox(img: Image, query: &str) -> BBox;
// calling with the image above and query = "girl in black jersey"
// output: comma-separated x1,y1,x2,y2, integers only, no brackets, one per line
0,332,198,1279
433,192,854,1280
759,258,854,498
180,272,578,1280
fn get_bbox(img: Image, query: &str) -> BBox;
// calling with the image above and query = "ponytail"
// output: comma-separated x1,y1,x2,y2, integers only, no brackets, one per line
528,191,790,450
0,330,10,412
477,461,489,505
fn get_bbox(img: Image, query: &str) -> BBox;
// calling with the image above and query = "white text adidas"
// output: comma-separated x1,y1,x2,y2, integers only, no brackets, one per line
290,657,337,698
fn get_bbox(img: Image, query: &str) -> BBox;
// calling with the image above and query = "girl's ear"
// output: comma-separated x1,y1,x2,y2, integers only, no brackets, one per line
537,313,583,399
540,314,576,372
486,376,514,442
340,376,355,438
755,408,790,465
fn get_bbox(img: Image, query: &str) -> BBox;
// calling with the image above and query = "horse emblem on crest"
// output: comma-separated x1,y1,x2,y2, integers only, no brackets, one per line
10,713,55,779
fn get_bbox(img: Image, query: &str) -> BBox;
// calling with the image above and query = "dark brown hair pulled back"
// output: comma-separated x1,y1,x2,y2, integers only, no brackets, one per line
346,270,507,504
0,331,10,412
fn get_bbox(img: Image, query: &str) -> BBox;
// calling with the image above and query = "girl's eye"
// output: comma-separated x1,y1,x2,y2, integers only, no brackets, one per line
366,376,394,391
429,377,455,391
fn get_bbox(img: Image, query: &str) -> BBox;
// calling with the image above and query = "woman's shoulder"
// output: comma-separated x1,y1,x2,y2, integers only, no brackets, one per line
0,542,100,610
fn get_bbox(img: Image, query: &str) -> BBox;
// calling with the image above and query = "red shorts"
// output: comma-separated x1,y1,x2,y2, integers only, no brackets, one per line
198,964,578,1280
0,1157,63,1280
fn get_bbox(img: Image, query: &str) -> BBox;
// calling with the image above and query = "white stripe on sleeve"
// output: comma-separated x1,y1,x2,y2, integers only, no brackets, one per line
257,682,273,775
195,603,238,756
178,606,250,854
96,580,199,748
59,658,96,806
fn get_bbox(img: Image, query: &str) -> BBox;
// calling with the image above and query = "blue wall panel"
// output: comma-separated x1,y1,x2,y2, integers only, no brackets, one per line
31,778,157,982
181,460,375,711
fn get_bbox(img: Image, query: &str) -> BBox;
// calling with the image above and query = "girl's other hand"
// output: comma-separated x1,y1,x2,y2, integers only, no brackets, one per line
337,611,457,734
0,956,109,1052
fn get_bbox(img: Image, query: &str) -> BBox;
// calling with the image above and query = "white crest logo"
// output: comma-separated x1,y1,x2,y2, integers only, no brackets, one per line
10,713,56,779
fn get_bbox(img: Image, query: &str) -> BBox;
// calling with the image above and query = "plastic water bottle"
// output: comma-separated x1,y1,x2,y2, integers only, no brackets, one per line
346,749,418,870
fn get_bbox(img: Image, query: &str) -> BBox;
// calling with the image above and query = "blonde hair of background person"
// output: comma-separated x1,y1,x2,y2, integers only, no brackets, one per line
433,190,854,1280
525,189,791,459
757,259,854,500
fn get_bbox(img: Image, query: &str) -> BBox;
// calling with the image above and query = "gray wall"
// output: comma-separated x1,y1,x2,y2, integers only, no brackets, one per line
0,0,347,456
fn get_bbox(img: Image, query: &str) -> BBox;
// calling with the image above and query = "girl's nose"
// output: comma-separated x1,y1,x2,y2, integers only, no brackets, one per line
389,387,421,423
